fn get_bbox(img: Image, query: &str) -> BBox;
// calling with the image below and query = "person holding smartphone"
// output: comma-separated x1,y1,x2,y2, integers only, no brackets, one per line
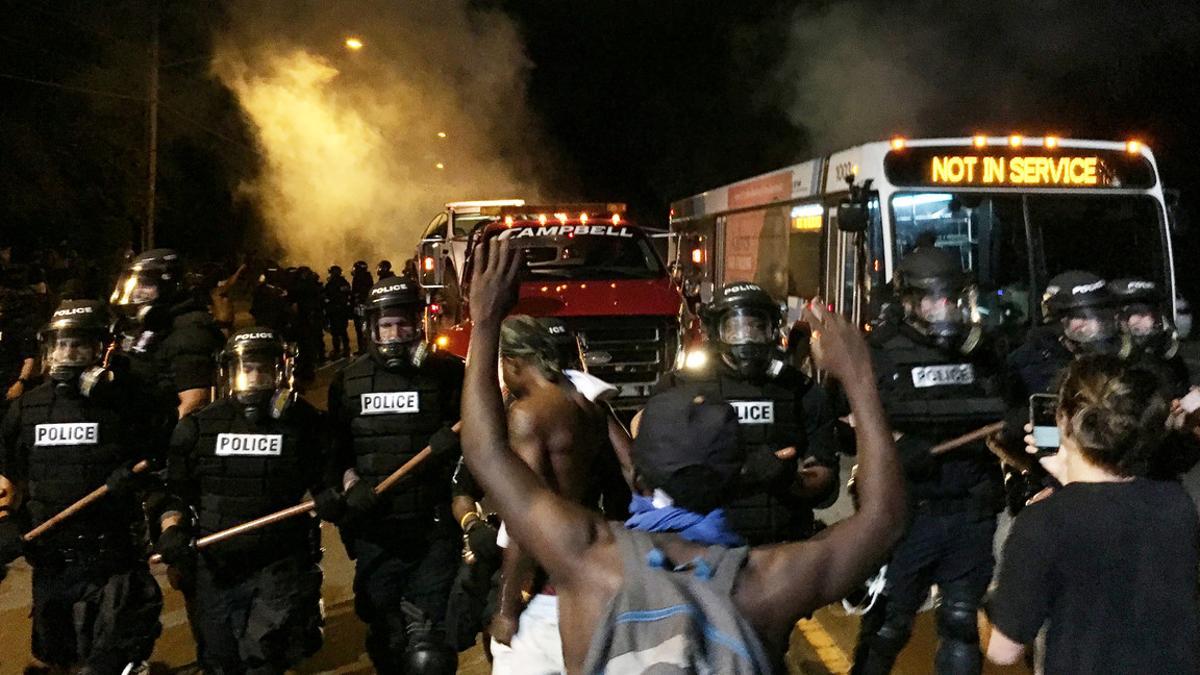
986,355,1200,672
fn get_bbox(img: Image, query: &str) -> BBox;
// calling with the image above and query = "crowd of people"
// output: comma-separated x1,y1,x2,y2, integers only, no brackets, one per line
0,233,1197,675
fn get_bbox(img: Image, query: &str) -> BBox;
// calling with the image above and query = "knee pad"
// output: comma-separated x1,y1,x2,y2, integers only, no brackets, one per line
402,643,458,675
936,599,980,645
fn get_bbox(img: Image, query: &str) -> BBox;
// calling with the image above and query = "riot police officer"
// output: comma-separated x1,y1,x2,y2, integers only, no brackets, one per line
156,327,335,674
326,278,463,673
324,265,354,359
110,248,224,420
852,247,1005,675
1110,278,1189,396
351,260,373,355
377,259,395,281
653,281,839,545
0,300,164,675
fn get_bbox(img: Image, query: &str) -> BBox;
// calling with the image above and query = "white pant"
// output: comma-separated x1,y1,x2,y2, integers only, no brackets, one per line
490,594,564,675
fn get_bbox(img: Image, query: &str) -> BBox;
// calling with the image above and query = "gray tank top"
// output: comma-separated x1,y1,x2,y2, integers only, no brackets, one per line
581,526,775,673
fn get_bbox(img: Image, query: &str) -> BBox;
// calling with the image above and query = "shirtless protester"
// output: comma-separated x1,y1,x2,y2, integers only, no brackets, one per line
460,239,907,672
488,314,611,672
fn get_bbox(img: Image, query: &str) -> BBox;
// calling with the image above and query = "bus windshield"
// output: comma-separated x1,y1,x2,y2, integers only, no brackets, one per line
485,230,665,281
890,192,1165,324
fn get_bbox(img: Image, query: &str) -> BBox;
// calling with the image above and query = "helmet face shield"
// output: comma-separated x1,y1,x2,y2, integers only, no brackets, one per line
110,270,161,307
43,327,103,381
718,309,773,346
224,347,288,404
368,305,421,367
1062,307,1117,345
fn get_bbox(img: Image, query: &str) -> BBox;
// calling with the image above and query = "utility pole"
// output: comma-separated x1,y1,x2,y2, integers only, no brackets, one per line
144,0,159,251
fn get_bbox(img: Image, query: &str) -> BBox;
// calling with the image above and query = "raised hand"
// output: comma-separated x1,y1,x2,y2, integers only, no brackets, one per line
804,299,872,383
468,239,523,328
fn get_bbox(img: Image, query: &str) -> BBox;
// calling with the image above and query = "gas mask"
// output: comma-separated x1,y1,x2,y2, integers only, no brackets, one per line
44,329,104,395
1118,304,1179,360
903,284,981,354
718,308,785,379
1060,308,1120,355
370,309,425,370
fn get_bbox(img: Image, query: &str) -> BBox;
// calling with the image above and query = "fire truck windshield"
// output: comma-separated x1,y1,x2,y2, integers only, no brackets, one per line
486,228,664,280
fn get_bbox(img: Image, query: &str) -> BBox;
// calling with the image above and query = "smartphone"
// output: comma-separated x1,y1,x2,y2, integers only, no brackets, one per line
1181,389,1200,414
1029,394,1060,455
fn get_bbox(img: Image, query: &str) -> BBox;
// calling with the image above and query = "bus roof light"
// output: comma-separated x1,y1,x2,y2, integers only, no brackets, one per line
1009,134,1023,148
1126,140,1143,154
973,135,987,148
890,137,906,150
1045,135,1059,149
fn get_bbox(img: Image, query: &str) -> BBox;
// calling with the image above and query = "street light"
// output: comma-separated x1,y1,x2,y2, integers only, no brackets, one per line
437,131,447,138
345,37,364,51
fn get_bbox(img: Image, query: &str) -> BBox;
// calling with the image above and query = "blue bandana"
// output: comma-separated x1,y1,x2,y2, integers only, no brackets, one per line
625,494,746,547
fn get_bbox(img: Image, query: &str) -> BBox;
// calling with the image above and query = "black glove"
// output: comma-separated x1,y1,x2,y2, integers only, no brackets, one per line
465,518,499,563
156,526,195,568
428,426,461,459
342,480,379,522
0,518,24,565
105,464,142,499
740,448,797,492
313,487,347,523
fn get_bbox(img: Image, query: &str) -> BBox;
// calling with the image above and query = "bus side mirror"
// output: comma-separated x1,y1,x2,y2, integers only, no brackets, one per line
837,201,868,233
1167,188,1189,236
417,240,446,289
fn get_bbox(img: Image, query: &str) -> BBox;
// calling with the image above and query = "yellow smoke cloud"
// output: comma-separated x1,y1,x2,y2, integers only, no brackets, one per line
212,1,548,266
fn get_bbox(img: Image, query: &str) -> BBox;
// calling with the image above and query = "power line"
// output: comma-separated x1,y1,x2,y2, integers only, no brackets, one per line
158,101,260,157
0,72,145,101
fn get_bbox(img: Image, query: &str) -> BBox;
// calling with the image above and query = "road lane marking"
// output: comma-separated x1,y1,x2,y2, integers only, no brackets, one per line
797,616,852,674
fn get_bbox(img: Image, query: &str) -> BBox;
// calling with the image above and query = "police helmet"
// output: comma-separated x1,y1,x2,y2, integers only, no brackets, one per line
40,299,109,384
365,278,423,369
329,265,343,276
893,247,977,349
219,327,293,411
1110,278,1178,359
1042,271,1119,352
110,248,183,314
701,282,783,378
377,260,394,278
353,260,368,272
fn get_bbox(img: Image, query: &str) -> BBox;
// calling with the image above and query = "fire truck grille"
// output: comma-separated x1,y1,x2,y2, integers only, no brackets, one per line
567,317,679,409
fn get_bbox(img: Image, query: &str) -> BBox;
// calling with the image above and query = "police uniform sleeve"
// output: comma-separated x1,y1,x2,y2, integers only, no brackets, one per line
160,415,202,519
0,400,25,482
985,503,1055,644
451,456,484,501
326,369,354,476
166,316,222,393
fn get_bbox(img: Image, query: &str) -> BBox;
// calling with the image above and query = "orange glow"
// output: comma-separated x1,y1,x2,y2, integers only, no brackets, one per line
611,213,621,225
1009,134,1023,148
538,214,547,225
579,213,588,224
504,215,514,226
1126,140,1143,154
973,135,987,148
890,137,906,150
1045,135,1059,149
435,335,449,348
422,257,434,272
555,212,569,224
691,248,704,264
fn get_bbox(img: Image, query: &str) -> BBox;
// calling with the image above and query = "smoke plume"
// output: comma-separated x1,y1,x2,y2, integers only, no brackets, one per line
212,0,548,266
780,0,1200,152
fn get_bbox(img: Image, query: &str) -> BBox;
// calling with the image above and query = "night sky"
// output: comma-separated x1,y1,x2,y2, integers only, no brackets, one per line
2,0,1199,295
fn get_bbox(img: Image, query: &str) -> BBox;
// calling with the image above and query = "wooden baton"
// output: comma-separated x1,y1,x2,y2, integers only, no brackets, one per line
22,460,151,542
928,421,1006,456
150,422,461,564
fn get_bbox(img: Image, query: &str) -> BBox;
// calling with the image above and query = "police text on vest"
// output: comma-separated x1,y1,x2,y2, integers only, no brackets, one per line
360,392,420,415
215,433,283,456
34,423,99,446
731,401,775,424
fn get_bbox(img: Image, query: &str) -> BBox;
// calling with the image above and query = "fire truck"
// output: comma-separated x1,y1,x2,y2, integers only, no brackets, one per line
415,201,690,411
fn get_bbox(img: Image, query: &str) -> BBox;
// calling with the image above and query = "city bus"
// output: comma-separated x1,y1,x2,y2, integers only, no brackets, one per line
668,136,1179,339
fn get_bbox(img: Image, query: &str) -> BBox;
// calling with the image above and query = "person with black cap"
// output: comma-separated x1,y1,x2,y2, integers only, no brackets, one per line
324,277,464,674
459,238,905,673
350,260,373,354
487,314,612,673
0,299,166,675
851,246,1007,675
651,281,840,546
154,327,335,674
110,248,225,420
324,265,354,359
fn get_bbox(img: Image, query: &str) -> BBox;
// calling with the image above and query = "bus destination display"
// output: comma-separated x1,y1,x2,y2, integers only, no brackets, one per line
885,147,1156,189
